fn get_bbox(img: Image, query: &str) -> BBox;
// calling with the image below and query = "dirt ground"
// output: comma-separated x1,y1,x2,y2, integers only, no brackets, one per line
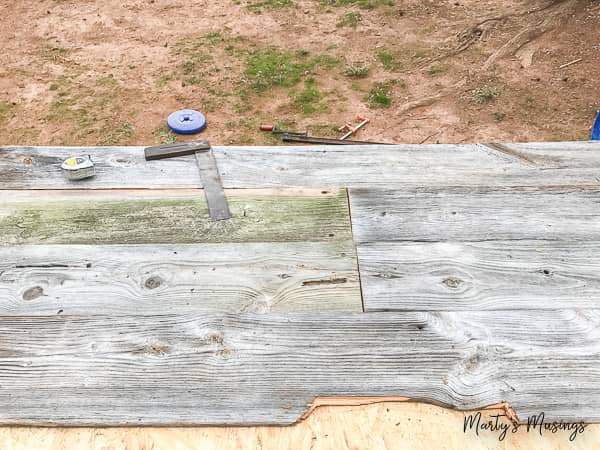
0,0,598,146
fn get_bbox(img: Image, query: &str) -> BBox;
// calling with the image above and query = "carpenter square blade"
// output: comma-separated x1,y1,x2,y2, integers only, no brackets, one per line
195,149,231,221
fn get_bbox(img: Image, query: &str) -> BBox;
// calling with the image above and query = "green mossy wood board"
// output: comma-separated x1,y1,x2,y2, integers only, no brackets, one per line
0,189,351,245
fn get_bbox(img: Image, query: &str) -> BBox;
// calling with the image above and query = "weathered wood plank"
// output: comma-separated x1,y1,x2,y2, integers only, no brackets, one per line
0,189,351,245
358,241,600,311
349,187,600,243
2,142,600,189
0,243,361,314
0,310,598,425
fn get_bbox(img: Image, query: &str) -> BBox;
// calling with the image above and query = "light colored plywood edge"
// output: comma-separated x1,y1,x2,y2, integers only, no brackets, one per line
0,401,596,450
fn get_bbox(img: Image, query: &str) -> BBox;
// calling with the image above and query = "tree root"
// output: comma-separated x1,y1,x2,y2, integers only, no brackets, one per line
424,0,578,70
482,0,579,69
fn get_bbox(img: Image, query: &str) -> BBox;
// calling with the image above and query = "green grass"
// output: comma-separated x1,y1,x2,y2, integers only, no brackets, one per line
247,0,293,12
49,83,59,91
156,74,173,87
96,76,118,86
366,81,393,108
310,54,339,70
99,122,132,146
378,51,402,72
245,49,337,92
0,101,16,122
494,112,506,122
290,78,328,115
156,124,178,144
180,60,196,74
471,86,498,104
427,63,449,75
344,65,369,78
245,49,313,91
307,123,340,137
321,0,394,9
337,12,362,27
40,46,68,62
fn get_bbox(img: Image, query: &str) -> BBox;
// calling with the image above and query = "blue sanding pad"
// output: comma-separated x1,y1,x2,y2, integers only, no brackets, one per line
167,109,207,134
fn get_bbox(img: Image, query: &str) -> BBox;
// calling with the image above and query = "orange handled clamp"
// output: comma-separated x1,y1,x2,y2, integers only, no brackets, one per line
339,115,370,140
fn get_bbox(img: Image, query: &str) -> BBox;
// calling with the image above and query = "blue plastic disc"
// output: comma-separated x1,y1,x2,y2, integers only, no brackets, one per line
592,110,600,141
167,109,207,134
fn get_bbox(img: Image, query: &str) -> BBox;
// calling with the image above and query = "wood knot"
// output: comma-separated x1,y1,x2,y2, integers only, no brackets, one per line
144,276,163,290
144,343,170,356
207,333,224,345
442,277,463,289
23,286,44,301
22,156,33,165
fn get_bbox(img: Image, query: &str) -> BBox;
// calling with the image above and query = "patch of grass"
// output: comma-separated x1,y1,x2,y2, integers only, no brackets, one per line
0,101,16,122
183,76,203,86
156,73,173,87
307,123,339,137
366,81,394,108
48,96,94,129
44,76,134,146
321,0,394,9
156,124,177,144
471,86,498,104
203,32,225,45
427,63,448,75
378,51,402,72
49,83,59,91
337,12,362,27
96,76,118,86
244,49,336,92
311,54,339,70
290,78,328,115
247,0,293,12
40,46,69,62
180,60,196,74
344,65,369,78
245,49,312,91
494,112,506,122
99,122,132,146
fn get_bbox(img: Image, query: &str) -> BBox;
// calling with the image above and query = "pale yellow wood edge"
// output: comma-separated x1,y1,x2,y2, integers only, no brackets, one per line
1,401,597,450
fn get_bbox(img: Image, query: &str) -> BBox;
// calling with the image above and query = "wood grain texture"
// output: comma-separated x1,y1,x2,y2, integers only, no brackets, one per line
0,243,361,314
1,402,596,450
2,142,600,189
0,310,598,425
358,241,600,311
0,189,351,245
349,187,600,244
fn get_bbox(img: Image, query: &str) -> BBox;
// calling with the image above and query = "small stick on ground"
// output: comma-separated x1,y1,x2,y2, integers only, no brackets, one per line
559,58,583,69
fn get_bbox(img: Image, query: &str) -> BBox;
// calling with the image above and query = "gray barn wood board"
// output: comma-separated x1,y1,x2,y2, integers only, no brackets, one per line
348,187,600,243
1,142,600,426
2,142,600,189
358,241,600,311
0,311,598,425
0,243,361,314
